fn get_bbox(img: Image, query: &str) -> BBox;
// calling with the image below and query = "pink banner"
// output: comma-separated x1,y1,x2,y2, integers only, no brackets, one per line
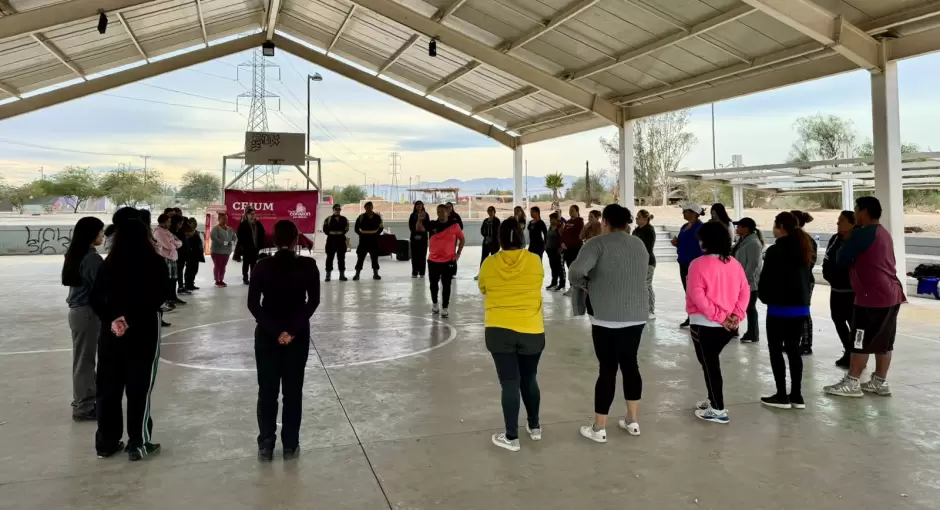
223,189,320,233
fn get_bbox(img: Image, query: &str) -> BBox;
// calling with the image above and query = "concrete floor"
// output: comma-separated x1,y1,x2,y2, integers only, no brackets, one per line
1,248,940,510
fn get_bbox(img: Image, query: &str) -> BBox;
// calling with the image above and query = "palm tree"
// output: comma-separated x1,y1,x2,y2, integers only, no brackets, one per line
544,173,564,211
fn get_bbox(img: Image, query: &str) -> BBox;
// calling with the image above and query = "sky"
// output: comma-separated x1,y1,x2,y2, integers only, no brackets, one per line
0,43,938,191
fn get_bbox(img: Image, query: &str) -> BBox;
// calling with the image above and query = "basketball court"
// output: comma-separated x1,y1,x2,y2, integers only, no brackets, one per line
1,250,939,509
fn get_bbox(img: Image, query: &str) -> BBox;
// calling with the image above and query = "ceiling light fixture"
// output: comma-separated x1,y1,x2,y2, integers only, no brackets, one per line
429,37,438,57
97,12,108,35
262,41,275,57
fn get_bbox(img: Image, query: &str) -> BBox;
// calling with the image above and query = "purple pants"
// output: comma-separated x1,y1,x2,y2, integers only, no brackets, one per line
211,253,230,282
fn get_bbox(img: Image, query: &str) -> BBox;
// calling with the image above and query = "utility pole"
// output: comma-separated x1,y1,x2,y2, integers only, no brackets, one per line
39,166,44,181
585,160,591,207
524,160,528,209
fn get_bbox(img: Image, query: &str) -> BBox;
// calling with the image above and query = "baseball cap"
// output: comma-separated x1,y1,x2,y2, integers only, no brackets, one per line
734,217,757,230
681,202,703,215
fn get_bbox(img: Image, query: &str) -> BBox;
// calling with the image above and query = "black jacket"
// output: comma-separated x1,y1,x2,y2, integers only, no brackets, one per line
527,220,547,251
323,215,349,238
632,223,657,266
408,212,430,241
236,220,267,256
822,234,853,291
186,233,206,264
480,217,500,247
758,234,814,307
450,212,464,230
355,212,384,237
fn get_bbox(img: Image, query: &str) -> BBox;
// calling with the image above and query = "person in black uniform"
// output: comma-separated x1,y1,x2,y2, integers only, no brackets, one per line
323,203,349,282
89,218,167,461
235,207,267,284
247,220,320,461
354,201,384,280
409,201,430,278
527,206,547,260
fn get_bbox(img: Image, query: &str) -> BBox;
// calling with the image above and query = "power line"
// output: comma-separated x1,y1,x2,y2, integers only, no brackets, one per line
181,67,240,82
135,83,238,105
0,137,144,157
101,93,237,112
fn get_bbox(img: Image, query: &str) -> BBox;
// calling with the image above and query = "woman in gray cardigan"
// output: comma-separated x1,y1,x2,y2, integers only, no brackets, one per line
568,204,650,443
731,217,764,342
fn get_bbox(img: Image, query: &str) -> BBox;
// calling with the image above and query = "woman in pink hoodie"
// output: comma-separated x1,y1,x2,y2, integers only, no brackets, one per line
685,221,750,424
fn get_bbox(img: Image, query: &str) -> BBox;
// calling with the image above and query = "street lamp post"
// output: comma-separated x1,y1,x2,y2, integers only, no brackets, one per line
306,72,323,191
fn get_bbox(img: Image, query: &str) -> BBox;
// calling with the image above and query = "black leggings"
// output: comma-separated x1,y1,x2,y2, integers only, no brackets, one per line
547,249,565,288
563,245,581,268
766,315,804,397
480,244,499,267
427,260,454,308
486,328,544,441
742,292,760,341
830,291,855,356
679,262,690,290
690,325,734,410
801,283,815,348
411,237,427,276
592,324,644,415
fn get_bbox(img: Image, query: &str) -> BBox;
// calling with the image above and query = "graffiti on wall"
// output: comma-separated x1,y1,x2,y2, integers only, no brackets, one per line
25,227,72,254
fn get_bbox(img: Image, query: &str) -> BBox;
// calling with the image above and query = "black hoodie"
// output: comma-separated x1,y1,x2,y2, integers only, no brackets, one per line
758,234,813,307
822,234,853,291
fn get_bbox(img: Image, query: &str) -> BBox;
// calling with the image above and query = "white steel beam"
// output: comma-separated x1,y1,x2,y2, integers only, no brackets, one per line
887,24,940,61
0,80,20,98
194,0,209,47
0,34,265,121
518,115,610,144
513,145,524,206
434,0,468,22
507,109,586,132
0,0,155,42
328,5,357,54
0,0,17,15
866,0,940,34
565,5,754,81
117,12,148,61
32,33,85,81
619,118,635,207
264,0,282,40
349,0,618,124
739,0,880,71
500,0,600,53
378,34,419,74
871,59,906,287
273,35,518,149
425,62,479,95
471,87,538,115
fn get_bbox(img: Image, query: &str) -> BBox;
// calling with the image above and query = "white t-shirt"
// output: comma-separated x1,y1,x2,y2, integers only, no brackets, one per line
590,317,646,329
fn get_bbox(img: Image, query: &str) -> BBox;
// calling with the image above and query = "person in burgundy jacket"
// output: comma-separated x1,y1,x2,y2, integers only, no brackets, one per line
560,204,585,296
825,196,905,398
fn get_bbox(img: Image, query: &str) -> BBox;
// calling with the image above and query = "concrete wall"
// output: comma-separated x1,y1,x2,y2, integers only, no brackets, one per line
0,225,75,255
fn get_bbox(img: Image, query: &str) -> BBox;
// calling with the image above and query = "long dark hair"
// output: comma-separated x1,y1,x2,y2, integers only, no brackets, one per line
698,221,732,262
412,200,425,215
106,219,158,276
62,217,104,286
775,212,814,266
711,203,732,225
499,218,523,250
104,206,139,237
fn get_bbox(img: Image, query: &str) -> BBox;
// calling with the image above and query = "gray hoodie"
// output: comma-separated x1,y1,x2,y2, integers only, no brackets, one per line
732,233,763,290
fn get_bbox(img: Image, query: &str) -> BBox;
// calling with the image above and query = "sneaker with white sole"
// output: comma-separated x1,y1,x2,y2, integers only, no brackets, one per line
825,376,864,397
648,313,656,320
431,304,440,315
579,424,607,443
526,424,541,441
695,399,711,411
694,407,729,424
860,375,891,396
562,289,573,297
618,419,640,436
491,433,520,452
441,308,449,318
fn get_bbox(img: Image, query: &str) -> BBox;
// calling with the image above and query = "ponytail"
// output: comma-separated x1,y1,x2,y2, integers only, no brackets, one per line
774,212,812,266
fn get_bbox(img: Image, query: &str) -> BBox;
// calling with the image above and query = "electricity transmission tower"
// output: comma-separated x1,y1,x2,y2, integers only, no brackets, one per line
236,49,280,189
388,152,401,216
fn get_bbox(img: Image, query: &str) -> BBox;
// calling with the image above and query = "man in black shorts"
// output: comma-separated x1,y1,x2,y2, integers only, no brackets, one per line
824,197,905,398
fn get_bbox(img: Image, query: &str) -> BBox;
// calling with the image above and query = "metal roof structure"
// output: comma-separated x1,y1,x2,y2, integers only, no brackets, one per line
672,152,940,193
1,0,940,148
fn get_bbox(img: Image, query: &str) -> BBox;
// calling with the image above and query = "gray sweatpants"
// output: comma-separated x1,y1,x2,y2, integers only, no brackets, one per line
68,306,99,416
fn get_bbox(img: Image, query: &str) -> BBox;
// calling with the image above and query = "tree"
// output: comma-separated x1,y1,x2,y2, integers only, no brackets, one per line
544,173,564,210
600,109,697,205
99,166,163,207
856,140,940,207
338,185,367,205
790,114,857,162
565,171,610,204
856,139,921,159
0,181,42,214
178,170,222,206
40,166,102,213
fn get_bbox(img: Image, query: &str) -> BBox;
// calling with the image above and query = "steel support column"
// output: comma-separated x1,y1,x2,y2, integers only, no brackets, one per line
513,146,524,207
841,179,855,211
619,118,635,207
732,185,744,221
871,60,906,290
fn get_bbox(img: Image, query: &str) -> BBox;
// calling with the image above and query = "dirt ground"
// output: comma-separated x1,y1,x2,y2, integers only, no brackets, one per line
365,200,940,236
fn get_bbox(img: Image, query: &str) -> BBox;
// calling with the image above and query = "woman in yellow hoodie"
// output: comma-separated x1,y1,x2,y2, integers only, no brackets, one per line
478,218,545,453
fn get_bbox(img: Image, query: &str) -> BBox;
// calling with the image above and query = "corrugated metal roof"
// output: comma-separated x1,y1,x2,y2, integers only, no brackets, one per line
1,0,939,145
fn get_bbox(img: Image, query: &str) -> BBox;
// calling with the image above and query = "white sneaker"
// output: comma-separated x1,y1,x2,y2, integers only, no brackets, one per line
618,419,640,436
648,313,656,320
526,424,541,441
562,289,573,297
860,375,892,396
825,376,864,397
431,304,440,315
695,399,711,411
491,433,520,452
441,308,449,318
695,407,729,424
579,424,607,443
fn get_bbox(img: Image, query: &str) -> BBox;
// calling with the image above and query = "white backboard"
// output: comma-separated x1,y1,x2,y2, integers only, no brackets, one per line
244,132,305,166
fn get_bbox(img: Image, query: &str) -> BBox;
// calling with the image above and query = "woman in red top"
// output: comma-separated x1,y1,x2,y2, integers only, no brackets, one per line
426,204,466,318
560,204,584,296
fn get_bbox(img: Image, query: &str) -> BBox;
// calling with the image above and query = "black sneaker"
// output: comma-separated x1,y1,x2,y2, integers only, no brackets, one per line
679,318,690,329
373,273,382,280
835,355,851,369
801,345,813,356
760,394,792,409
258,447,274,462
789,394,806,409
96,440,125,459
339,273,348,281
546,284,557,291
243,279,249,285
128,443,161,461
740,337,758,344
186,285,200,291
72,409,96,422
161,320,171,328
325,272,332,282
178,288,192,295
353,272,361,281
412,274,418,279
283,446,300,461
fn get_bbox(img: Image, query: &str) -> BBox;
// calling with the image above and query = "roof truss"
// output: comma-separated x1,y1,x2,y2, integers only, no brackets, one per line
0,0,155,42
